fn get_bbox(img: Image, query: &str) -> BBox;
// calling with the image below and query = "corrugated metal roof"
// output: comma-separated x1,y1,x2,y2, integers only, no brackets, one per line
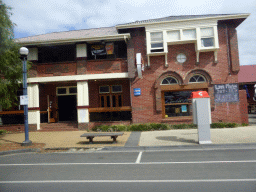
238,65,256,83
16,27,119,44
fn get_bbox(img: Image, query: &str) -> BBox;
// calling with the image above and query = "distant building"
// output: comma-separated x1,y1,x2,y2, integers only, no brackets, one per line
0,13,250,131
238,65,256,113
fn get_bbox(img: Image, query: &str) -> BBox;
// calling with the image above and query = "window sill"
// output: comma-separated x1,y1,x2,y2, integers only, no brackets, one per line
161,116,192,123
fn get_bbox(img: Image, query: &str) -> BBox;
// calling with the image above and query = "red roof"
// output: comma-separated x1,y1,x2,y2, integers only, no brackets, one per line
238,65,256,83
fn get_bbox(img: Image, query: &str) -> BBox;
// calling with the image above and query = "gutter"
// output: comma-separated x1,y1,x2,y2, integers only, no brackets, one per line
16,34,131,46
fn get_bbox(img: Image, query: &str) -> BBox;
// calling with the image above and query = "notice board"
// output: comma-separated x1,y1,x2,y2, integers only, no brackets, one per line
214,83,239,103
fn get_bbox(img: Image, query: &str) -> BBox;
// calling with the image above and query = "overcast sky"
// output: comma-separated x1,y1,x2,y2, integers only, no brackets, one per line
4,0,256,65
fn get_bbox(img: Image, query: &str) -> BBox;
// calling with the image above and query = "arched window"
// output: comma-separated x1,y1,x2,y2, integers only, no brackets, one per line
189,75,206,83
161,77,178,85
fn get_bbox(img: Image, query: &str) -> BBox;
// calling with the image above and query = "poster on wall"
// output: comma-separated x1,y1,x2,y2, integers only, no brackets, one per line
105,43,114,55
91,45,106,55
214,83,239,103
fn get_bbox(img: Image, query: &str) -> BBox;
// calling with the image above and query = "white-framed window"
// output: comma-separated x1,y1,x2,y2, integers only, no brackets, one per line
150,32,164,53
189,75,206,83
161,77,178,85
167,30,180,41
183,29,196,40
57,86,77,95
200,27,214,47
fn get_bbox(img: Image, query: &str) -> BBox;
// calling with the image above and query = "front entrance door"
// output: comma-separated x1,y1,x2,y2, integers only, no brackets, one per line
58,95,77,121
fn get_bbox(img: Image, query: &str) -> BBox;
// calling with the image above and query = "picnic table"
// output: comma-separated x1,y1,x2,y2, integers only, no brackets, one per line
80,132,124,144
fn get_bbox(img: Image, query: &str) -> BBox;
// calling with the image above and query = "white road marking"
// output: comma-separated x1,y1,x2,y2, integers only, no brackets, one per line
92,147,256,153
0,179,255,184
136,152,143,163
0,160,255,166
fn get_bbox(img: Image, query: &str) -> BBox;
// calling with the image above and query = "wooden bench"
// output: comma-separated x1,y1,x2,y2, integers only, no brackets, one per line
80,132,124,144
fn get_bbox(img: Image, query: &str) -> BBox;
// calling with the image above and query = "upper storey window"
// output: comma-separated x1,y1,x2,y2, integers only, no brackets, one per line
150,32,164,53
200,27,214,47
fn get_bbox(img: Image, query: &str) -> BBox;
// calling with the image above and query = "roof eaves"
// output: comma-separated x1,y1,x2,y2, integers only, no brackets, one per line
16,33,131,46
116,13,250,29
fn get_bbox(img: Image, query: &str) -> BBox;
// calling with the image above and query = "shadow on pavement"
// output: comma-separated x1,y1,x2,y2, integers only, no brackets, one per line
156,136,197,144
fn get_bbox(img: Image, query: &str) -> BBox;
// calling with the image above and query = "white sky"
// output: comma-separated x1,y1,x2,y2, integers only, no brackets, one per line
4,0,256,65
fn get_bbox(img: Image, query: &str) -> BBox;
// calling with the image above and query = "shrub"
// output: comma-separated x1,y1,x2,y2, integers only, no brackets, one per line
211,122,237,128
170,123,196,129
0,130,7,135
241,123,249,127
226,123,237,128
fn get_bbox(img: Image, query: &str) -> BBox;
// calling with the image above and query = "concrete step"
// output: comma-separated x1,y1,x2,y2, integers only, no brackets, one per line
39,122,78,131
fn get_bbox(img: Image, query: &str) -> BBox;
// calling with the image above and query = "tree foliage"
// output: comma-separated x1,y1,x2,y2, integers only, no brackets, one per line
0,1,23,109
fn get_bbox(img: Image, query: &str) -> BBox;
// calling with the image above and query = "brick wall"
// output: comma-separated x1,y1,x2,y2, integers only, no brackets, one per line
88,79,131,108
128,23,246,124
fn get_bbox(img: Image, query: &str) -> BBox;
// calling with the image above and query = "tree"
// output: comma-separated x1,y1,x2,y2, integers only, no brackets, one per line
0,1,23,109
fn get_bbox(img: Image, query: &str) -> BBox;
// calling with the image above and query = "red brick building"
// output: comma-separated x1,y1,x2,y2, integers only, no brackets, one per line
0,14,250,131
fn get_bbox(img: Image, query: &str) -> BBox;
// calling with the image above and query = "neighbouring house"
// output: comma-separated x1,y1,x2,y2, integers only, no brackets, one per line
0,13,250,131
238,65,256,113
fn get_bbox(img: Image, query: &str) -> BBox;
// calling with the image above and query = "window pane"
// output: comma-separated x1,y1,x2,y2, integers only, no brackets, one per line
150,32,163,41
112,85,122,93
165,105,191,117
161,77,178,85
183,29,196,40
151,43,163,48
162,79,169,84
69,87,77,94
201,38,214,47
118,95,122,107
112,95,116,107
101,96,105,107
106,96,110,107
200,27,214,37
57,88,66,95
167,31,180,41
99,86,109,93
189,75,206,83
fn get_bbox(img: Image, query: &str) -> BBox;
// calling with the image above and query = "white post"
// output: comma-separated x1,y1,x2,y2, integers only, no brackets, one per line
77,81,89,129
28,84,40,130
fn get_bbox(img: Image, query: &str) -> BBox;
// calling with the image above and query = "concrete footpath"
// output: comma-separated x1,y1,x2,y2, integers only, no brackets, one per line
0,126,256,151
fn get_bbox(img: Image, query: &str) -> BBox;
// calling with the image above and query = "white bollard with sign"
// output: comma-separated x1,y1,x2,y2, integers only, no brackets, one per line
191,91,212,144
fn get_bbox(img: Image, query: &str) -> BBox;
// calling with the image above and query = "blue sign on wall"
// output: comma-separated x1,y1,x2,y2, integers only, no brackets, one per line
134,88,141,96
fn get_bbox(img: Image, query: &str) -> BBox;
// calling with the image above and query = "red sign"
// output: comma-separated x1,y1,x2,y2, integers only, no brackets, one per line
190,91,209,98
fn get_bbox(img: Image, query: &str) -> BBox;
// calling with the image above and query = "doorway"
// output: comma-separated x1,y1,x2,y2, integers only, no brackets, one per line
58,95,77,121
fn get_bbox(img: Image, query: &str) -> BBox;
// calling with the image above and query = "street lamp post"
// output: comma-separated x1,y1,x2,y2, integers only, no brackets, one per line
19,47,32,146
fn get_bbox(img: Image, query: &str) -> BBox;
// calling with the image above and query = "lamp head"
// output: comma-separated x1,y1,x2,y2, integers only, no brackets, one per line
19,47,29,57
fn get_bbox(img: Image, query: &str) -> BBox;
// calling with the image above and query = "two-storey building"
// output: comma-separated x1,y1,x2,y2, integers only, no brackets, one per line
1,13,250,131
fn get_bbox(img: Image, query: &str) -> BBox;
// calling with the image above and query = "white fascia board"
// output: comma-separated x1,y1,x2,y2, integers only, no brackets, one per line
27,73,129,83
145,19,217,32
116,14,250,29
16,34,131,46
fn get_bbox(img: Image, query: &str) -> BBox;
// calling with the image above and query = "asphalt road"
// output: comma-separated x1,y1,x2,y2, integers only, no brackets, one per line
0,145,255,192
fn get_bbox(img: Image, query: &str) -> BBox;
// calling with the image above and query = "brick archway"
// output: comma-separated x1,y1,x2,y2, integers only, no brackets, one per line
154,71,183,112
